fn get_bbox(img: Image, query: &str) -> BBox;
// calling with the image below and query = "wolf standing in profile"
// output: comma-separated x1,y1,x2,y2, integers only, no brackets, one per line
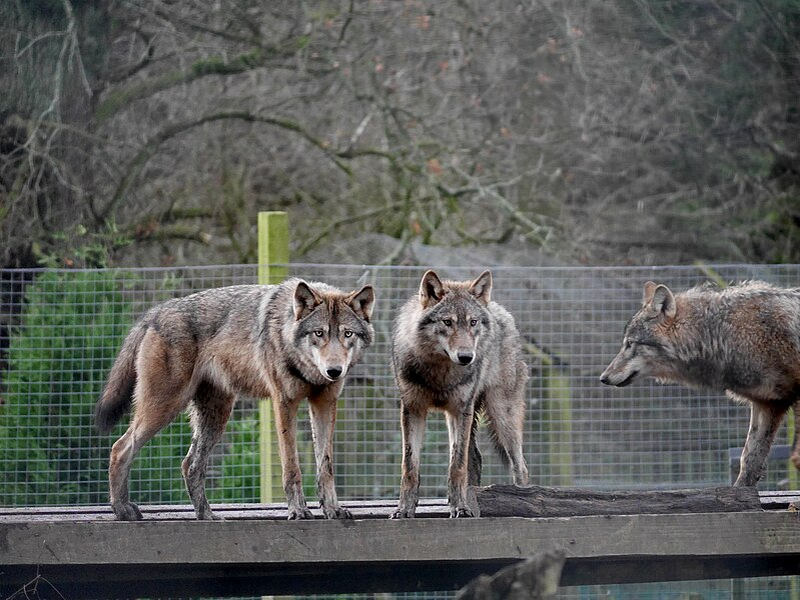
601,280,800,487
95,279,375,521
391,270,529,518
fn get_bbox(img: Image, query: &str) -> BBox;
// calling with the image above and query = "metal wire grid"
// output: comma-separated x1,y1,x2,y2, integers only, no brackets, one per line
1,263,798,510
284,575,800,600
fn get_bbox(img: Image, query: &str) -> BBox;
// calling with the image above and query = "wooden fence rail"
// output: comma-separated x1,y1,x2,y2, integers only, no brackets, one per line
2,489,800,599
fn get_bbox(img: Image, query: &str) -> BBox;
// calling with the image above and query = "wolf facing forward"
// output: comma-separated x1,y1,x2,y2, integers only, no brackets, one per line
391,270,529,518
95,279,375,520
601,280,800,487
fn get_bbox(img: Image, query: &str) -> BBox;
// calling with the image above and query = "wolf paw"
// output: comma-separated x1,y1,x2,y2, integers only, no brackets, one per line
389,507,416,519
323,505,353,519
113,501,143,521
450,506,474,518
287,507,314,520
197,509,224,521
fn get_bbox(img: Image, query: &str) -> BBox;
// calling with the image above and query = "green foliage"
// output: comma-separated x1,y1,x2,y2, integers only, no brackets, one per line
209,415,261,503
33,222,132,269
0,271,132,506
0,269,264,507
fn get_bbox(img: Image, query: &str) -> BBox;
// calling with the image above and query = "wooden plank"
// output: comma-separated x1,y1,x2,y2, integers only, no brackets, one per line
758,490,800,510
0,498,450,522
2,510,800,597
473,484,762,517
0,489,791,522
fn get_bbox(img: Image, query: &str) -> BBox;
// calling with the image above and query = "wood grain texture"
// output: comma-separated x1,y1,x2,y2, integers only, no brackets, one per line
2,490,800,598
473,484,762,517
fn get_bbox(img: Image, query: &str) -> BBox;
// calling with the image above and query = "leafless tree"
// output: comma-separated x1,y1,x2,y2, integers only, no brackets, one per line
1,0,798,267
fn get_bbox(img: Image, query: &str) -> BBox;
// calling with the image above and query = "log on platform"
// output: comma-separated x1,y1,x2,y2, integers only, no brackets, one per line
471,484,762,517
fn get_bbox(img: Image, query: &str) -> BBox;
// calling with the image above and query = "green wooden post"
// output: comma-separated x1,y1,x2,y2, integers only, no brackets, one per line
257,212,289,504
526,343,573,486
546,366,574,486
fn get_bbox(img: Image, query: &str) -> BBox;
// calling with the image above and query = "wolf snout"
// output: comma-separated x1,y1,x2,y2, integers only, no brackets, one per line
325,366,344,380
456,351,474,366
600,370,638,387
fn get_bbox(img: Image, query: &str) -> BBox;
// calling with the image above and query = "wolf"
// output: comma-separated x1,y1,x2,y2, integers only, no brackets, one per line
600,280,800,487
390,270,530,518
95,278,375,521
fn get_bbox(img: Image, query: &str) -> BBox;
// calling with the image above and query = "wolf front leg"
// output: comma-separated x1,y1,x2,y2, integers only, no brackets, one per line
273,394,313,519
391,404,427,518
308,386,352,519
736,400,787,487
445,403,477,518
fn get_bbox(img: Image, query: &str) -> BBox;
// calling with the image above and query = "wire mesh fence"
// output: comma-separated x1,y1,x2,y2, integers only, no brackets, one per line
2,262,800,598
2,262,799,510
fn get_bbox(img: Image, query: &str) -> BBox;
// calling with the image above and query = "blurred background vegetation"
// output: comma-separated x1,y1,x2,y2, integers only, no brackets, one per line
2,0,799,270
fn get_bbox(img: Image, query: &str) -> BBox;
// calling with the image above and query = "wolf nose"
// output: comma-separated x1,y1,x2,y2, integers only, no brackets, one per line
600,374,610,385
457,352,474,365
326,366,343,380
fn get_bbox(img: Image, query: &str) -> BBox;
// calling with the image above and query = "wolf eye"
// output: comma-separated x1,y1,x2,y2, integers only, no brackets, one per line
343,330,354,338
470,319,478,327
443,318,452,326
624,340,633,350
314,329,324,337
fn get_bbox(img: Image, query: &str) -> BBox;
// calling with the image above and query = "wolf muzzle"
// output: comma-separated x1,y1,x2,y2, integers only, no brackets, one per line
325,366,344,380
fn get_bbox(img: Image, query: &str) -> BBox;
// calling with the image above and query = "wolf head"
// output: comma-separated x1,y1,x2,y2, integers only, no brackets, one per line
416,270,492,366
600,281,677,387
293,280,375,382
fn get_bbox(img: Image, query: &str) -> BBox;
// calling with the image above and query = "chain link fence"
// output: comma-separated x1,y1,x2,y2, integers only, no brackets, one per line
2,262,798,598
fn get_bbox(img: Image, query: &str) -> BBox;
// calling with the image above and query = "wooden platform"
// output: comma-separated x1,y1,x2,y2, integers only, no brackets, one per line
2,490,800,598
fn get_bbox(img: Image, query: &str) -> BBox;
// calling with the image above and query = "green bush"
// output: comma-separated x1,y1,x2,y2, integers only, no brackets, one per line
0,270,263,508
0,271,133,505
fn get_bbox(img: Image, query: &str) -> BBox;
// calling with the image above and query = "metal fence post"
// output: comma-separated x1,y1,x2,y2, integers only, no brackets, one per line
257,211,289,504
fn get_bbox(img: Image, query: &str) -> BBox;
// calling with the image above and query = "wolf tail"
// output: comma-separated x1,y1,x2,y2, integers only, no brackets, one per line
95,322,146,435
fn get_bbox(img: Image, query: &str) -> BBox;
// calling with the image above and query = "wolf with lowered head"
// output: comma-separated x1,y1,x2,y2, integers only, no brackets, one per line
391,270,529,518
601,280,800,487
95,278,375,521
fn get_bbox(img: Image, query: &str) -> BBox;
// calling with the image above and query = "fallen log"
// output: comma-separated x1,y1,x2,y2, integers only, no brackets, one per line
455,549,566,600
469,484,761,518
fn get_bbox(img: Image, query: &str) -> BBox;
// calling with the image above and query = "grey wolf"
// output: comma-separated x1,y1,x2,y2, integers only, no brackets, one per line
391,270,529,518
95,279,375,520
600,280,800,487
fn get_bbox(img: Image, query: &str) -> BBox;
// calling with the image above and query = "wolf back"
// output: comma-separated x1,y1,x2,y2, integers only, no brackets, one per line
601,280,800,487
391,270,529,518
95,278,375,521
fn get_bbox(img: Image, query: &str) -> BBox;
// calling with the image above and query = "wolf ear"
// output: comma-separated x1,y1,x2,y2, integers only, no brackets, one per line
469,270,492,304
294,280,322,320
419,270,445,308
642,281,658,306
643,281,676,320
348,285,375,322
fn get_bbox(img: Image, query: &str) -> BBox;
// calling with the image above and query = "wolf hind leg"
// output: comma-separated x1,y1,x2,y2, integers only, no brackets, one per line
108,330,195,520
109,399,187,520
483,370,529,486
467,412,482,487
391,404,426,519
183,381,235,520
736,401,787,487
